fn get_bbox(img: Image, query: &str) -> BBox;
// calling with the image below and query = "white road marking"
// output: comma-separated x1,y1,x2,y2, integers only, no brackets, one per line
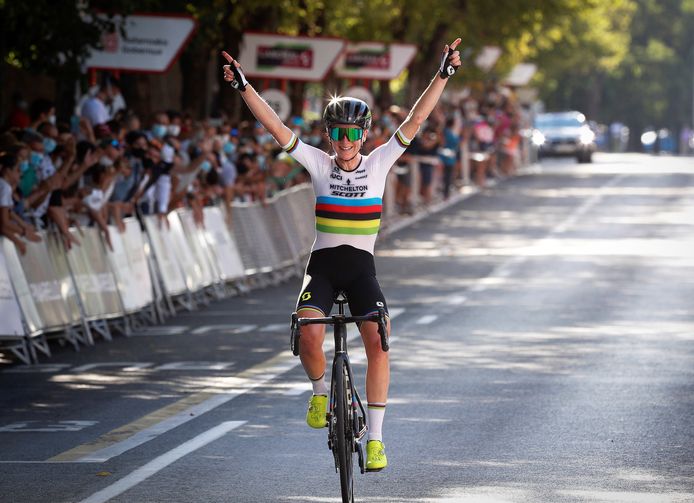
416,315,438,325
154,362,233,371
3,363,72,373
259,323,289,332
191,324,255,335
132,326,187,336
0,421,97,433
78,421,245,503
71,363,153,373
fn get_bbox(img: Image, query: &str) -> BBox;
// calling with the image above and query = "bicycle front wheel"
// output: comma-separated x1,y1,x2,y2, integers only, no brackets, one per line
334,356,354,503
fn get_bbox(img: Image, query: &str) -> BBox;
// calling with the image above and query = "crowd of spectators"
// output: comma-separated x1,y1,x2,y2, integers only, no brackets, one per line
1,79,527,255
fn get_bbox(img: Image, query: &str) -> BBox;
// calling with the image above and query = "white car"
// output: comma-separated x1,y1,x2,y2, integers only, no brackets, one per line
532,111,596,163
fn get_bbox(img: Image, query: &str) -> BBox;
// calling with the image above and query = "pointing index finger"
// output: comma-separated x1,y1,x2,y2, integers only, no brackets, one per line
221,51,233,63
449,38,462,51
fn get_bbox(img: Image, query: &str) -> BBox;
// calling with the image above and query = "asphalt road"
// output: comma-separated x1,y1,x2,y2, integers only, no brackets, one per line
1,153,693,503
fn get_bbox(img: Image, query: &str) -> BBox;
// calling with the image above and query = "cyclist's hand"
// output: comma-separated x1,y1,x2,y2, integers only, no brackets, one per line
438,38,462,79
221,51,249,92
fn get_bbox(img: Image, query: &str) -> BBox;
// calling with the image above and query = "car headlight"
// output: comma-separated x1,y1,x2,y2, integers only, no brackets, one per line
531,130,546,146
579,128,595,145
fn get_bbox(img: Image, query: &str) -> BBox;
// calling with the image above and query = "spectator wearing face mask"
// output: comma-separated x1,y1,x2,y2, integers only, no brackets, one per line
148,111,170,141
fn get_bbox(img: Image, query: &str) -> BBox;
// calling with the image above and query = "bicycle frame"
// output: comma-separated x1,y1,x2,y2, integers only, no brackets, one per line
290,296,388,501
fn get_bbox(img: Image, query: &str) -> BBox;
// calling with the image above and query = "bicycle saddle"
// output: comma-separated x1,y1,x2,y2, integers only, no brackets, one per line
333,290,348,303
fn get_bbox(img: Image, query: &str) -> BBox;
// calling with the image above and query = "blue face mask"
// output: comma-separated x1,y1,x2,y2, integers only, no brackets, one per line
30,151,43,167
223,141,236,155
19,160,29,173
256,155,266,168
152,124,167,139
199,160,212,173
43,137,57,154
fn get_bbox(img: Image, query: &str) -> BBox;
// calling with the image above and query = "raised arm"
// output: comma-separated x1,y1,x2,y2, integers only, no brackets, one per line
221,51,293,147
399,38,462,140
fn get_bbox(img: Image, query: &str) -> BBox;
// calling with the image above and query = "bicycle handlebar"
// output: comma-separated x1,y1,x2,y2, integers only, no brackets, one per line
290,308,389,356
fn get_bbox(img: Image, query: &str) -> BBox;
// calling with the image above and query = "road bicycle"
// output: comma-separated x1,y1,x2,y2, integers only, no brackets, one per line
290,291,389,503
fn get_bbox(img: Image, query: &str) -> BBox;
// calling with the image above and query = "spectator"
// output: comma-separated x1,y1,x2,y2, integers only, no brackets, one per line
464,100,495,187
80,83,112,129
411,128,441,205
28,98,56,130
439,117,461,199
107,78,127,120
0,152,41,254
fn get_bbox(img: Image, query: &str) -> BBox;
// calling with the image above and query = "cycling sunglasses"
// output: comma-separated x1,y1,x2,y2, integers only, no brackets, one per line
328,126,364,142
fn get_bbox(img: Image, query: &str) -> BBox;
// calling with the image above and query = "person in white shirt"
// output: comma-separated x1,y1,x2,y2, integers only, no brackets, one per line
80,83,112,128
0,153,41,254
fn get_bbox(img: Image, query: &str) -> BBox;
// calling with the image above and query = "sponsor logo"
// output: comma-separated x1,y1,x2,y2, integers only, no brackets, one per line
330,173,343,180
257,45,313,69
345,48,390,70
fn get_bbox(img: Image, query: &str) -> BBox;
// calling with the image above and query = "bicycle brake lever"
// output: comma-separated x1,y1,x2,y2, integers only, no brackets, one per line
377,308,389,352
290,312,301,356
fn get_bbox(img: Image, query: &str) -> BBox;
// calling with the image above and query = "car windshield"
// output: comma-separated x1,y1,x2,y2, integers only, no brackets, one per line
535,115,583,128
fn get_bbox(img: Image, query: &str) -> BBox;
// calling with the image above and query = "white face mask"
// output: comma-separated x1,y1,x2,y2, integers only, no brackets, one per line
100,156,114,167
48,114,56,125
168,124,181,137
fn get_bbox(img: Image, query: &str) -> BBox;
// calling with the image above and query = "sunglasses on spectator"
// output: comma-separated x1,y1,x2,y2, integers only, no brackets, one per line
328,126,363,142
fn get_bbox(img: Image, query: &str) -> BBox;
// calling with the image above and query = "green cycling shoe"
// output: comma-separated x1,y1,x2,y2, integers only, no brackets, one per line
366,440,387,472
306,394,328,428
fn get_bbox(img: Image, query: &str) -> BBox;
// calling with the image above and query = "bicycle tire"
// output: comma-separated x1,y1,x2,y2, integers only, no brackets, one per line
334,356,354,503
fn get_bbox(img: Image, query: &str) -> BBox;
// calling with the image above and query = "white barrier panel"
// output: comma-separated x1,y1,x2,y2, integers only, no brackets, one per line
202,206,245,281
106,218,154,313
230,202,266,274
1,239,42,335
273,193,306,261
176,209,218,288
284,185,316,254
260,199,296,268
166,212,207,292
237,203,281,272
143,215,188,297
0,240,26,336
66,228,123,320
15,232,81,331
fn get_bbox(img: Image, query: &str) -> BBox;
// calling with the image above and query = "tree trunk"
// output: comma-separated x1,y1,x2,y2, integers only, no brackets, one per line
405,23,449,105
181,46,211,118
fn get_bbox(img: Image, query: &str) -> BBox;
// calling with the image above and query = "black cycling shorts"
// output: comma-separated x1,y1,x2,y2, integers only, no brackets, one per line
296,245,388,317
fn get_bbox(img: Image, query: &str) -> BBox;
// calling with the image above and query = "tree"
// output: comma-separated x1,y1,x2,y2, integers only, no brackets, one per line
0,0,138,118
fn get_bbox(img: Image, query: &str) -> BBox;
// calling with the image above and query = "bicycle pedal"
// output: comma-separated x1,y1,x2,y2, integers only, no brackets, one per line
356,416,367,440
356,441,365,474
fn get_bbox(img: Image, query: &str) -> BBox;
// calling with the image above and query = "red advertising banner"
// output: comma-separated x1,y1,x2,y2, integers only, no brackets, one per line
238,33,345,81
333,42,417,80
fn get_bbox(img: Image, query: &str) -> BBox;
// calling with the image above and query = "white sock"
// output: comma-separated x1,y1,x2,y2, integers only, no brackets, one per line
367,403,386,442
310,372,328,395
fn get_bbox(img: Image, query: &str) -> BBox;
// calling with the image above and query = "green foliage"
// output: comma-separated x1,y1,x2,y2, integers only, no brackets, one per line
3,0,691,133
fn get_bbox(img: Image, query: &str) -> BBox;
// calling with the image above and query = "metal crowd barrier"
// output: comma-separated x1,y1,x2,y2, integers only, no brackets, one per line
2,151,517,365
0,183,316,363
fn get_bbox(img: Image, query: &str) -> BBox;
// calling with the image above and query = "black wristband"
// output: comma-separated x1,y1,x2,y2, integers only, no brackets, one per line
438,48,458,79
230,64,249,92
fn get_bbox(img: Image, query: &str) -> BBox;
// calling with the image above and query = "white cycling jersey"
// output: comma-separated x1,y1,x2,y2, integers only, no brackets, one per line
282,129,412,255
